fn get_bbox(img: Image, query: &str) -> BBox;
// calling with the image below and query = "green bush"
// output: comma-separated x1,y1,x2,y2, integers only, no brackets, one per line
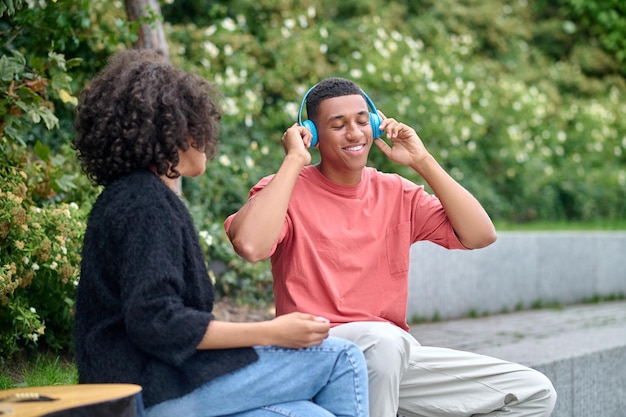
161,0,626,303
0,7,97,358
0,138,88,358
559,0,626,75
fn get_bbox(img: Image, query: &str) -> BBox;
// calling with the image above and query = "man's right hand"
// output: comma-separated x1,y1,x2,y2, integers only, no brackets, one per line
282,123,313,166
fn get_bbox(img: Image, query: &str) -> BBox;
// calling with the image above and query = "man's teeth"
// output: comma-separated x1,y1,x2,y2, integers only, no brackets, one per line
344,145,364,151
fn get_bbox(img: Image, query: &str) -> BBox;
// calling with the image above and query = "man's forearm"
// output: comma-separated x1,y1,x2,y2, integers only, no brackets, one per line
411,154,497,249
227,154,306,261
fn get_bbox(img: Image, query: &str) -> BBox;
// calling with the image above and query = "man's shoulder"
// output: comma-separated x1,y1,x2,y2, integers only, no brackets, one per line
254,166,314,188
251,173,276,192
364,166,405,184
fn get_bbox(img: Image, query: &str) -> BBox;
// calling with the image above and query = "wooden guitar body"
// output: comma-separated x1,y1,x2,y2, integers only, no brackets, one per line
0,384,143,417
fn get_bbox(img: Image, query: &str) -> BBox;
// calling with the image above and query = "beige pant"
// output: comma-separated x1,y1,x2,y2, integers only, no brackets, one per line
330,321,557,417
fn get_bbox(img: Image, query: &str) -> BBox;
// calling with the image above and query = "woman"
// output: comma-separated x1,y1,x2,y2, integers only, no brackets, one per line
72,49,369,417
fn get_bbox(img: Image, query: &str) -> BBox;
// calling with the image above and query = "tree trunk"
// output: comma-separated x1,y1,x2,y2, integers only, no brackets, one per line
124,0,170,61
125,0,181,193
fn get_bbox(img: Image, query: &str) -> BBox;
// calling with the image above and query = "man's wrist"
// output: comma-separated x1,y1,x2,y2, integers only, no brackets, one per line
410,153,437,176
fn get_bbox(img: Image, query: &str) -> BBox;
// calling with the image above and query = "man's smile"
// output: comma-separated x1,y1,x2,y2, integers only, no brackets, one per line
343,144,365,152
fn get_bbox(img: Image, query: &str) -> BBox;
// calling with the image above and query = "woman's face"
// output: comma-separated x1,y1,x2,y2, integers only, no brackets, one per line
177,141,207,178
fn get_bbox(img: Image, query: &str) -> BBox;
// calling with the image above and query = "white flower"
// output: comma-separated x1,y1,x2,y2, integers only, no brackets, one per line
203,41,219,58
219,155,231,167
221,17,236,31
50,262,58,270
30,307,36,313
32,263,40,271
285,102,298,120
204,25,217,36
350,69,363,79
198,231,213,247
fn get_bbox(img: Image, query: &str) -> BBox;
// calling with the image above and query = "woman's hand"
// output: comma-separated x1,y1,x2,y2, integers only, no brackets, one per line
266,312,330,348
198,312,330,350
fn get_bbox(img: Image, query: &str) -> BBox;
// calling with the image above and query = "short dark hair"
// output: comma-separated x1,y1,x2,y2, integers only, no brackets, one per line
305,77,362,123
73,49,222,186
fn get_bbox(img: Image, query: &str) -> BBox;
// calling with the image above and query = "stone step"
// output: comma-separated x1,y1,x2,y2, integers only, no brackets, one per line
408,300,626,417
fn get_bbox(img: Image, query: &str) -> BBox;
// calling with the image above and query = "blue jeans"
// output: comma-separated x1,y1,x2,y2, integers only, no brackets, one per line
145,337,369,417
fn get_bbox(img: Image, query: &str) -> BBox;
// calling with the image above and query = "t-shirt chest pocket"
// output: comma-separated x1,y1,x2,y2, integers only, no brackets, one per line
385,222,411,275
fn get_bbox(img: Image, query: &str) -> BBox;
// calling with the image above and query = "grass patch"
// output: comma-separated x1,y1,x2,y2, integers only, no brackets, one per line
0,350,77,390
409,294,625,325
494,220,626,231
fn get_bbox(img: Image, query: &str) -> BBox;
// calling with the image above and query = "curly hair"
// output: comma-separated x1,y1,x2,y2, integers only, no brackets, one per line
73,49,222,186
305,77,362,123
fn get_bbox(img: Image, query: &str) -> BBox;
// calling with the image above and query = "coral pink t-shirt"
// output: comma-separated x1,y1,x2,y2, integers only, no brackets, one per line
225,165,466,330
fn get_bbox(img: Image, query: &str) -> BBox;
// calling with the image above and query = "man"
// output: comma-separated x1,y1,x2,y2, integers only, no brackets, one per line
225,77,556,417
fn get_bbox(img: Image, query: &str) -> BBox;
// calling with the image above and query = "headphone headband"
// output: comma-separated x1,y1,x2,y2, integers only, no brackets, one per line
297,84,318,127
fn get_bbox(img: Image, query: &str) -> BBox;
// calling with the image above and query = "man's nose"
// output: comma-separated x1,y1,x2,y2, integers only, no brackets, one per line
345,122,364,140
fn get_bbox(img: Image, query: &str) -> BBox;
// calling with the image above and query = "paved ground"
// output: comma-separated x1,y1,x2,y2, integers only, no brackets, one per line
408,300,626,360
408,300,626,417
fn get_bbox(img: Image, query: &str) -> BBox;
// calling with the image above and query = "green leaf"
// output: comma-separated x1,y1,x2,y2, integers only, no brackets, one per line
0,54,23,82
27,108,41,124
3,124,25,146
53,174,78,193
50,71,72,92
65,58,83,69
33,140,50,162
47,52,67,72
50,154,65,167
37,107,59,130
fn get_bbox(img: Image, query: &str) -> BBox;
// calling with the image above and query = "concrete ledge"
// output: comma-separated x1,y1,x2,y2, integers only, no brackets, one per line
408,301,626,417
408,231,626,321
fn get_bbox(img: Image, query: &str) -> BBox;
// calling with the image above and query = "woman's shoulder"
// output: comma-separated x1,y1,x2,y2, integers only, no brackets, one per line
92,170,176,218
105,170,167,199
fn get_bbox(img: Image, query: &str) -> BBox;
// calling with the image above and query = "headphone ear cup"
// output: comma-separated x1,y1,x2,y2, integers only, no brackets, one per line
302,119,318,147
370,112,382,139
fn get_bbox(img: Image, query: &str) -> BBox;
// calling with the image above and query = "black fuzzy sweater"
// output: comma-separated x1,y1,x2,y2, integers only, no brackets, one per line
73,170,258,408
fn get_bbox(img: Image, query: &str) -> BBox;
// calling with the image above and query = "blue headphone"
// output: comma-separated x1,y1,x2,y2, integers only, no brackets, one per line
297,84,383,147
